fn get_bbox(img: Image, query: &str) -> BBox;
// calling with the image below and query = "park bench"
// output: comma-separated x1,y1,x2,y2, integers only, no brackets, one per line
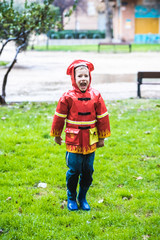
137,71,160,98
98,42,132,53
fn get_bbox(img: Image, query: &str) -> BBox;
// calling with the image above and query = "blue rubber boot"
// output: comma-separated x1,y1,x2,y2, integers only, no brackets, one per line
67,190,78,211
78,187,90,211
67,199,78,211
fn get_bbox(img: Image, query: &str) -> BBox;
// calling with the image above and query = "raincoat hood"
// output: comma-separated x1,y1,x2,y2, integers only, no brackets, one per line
66,59,94,92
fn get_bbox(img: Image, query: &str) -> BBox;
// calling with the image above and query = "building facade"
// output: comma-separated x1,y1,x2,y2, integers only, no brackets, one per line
113,0,160,43
64,0,160,43
134,0,160,43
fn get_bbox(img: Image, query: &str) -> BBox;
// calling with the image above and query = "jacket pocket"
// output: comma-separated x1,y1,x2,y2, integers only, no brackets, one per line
65,128,80,145
89,127,98,145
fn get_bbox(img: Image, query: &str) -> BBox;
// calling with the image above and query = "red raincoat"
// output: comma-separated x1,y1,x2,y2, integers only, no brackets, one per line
50,60,111,154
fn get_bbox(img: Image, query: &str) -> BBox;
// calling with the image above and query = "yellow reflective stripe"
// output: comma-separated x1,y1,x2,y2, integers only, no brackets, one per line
66,119,97,125
97,111,108,119
55,111,67,118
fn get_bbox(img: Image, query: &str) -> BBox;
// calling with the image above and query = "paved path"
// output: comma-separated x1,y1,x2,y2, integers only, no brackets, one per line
0,46,160,102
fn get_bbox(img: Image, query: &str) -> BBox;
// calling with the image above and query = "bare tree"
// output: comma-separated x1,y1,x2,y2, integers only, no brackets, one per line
105,0,113,41
97,0,113,41
52,0,87,29
0,0,60,104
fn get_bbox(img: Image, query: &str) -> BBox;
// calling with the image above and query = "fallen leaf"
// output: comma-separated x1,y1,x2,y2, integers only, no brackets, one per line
47,116,53,119
136,176,143,180
37,182,47,188
144,131,151,134
98,199,104,203
61,200,67,209
6,197,12,201
145,212,152,217
140,156,150,161
142,235,150,240
18,207,22,213
117,184,123,188
122,194,133,200
86,221,91,224
134,213,140,217
122,197,128,200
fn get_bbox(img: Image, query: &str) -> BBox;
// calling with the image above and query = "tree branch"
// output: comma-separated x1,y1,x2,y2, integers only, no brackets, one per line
0,37,17,56
1,43,26,103
0,30,30,56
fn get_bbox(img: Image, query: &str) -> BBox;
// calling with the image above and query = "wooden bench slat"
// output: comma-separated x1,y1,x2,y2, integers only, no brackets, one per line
138,72,160,78
137,71,160,98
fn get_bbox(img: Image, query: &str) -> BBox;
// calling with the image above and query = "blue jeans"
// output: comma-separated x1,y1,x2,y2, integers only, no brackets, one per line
66,151,95,200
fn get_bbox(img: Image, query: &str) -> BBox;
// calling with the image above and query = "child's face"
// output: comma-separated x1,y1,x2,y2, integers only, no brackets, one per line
75,66,90,92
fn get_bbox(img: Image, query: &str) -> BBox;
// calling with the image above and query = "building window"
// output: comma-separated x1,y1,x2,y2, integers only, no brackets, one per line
87,2,96,16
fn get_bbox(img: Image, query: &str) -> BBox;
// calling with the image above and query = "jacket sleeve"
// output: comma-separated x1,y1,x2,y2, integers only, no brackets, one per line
50,94,68,137
96,93,111,138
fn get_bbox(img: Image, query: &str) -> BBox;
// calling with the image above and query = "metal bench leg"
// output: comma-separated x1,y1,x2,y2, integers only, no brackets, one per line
98,45,100,53
137,83,141,98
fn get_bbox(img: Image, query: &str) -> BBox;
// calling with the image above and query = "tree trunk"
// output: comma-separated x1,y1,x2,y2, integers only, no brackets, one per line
0,37,17,56
58,9,64,30
0,32,26,56
105,0,112,42
0,43,26,105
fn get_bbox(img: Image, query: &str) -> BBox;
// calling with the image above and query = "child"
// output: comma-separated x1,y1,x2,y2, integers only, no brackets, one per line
50,59,111,211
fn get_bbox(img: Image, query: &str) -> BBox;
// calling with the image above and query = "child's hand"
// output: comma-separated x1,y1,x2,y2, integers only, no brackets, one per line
97,138,104,148
55,136,62,145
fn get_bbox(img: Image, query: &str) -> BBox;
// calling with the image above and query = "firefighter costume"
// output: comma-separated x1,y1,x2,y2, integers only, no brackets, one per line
50,59,111,210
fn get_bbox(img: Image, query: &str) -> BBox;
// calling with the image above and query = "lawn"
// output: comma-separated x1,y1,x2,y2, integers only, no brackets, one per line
0,61,9,67
0,99,160,240
32,44,160,53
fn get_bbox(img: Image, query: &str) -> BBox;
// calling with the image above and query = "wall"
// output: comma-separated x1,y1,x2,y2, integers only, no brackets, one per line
64,0,98,30
134,4,160,43
113,0,135,42
63,0,160,43
121,0,135,41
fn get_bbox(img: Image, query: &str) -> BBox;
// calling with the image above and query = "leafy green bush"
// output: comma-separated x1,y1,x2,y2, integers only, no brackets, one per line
0,61,9,66
47,30,106,39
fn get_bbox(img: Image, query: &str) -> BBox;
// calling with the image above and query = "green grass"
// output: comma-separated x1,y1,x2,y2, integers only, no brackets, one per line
0,99,160,239
0,61,9,67
31,44,160,53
